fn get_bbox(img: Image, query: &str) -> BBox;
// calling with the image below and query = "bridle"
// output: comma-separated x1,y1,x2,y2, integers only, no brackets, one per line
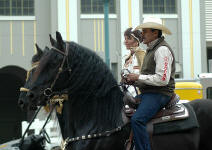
43,43,71,98
19,43,71,112
20,43,71,98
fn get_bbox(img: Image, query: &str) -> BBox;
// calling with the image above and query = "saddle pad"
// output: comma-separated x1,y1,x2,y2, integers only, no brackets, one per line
153,103,199,135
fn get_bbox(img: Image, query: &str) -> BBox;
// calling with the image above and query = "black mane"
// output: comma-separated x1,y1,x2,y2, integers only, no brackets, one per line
67,42,117,97
62,42,124,132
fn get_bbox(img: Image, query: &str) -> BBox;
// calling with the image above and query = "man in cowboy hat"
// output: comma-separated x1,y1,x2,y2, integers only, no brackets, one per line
125,16,176,150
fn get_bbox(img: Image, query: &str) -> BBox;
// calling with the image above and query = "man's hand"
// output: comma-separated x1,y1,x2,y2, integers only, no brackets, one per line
121,77,128,84
126,73,139,85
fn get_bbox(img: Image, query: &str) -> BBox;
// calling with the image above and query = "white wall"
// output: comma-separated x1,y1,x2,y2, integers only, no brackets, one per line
57,0,78,42
181,0,202,79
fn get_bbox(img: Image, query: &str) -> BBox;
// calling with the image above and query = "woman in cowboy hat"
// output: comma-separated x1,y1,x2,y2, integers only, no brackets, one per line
125,16,176,150
122,27,146,97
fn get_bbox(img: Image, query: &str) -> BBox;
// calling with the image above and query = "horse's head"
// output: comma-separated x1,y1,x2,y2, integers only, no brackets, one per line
27,31,70,107
18,44,43,110
27,31,121,119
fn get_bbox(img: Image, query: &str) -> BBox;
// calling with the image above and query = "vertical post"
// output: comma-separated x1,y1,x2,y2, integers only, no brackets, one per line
104,0,110,68
189,0,194,79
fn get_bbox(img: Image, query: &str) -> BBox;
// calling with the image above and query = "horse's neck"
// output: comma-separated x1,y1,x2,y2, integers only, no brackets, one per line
60,87,124,138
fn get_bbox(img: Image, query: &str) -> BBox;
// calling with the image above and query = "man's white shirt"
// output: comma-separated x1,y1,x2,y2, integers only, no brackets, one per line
138,39,173,86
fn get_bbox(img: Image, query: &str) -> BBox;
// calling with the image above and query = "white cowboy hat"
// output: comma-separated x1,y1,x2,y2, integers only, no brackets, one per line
135,16,172,35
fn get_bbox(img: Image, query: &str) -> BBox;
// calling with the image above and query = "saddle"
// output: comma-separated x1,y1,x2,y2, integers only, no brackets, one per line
123,93,189,123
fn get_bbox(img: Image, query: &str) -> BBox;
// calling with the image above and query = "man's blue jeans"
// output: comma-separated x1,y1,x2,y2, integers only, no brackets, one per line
131,92,171,150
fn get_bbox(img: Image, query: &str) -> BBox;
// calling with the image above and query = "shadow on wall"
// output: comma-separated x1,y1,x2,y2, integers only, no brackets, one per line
0,66,27,144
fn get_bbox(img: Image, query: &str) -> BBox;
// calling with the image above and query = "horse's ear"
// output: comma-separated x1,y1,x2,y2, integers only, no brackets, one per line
35,44,43,56
32,44,43,63
56,31,63,42
56,31,65,52
49,34,57,47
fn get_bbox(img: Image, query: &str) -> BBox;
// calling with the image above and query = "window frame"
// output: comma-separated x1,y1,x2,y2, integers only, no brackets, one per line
143,14,178,19
0,0,34,16
143,0,177,14
0,16,35,20
80,0,116,15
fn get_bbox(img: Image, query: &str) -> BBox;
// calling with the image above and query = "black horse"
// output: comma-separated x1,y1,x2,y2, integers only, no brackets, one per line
20,31,212,150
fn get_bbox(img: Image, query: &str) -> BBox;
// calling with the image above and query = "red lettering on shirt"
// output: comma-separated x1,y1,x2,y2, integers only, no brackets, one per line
162,57,168,81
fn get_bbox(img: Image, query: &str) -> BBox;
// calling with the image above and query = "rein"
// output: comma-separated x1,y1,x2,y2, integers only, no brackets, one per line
120,69,138,95
19,105,55,147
